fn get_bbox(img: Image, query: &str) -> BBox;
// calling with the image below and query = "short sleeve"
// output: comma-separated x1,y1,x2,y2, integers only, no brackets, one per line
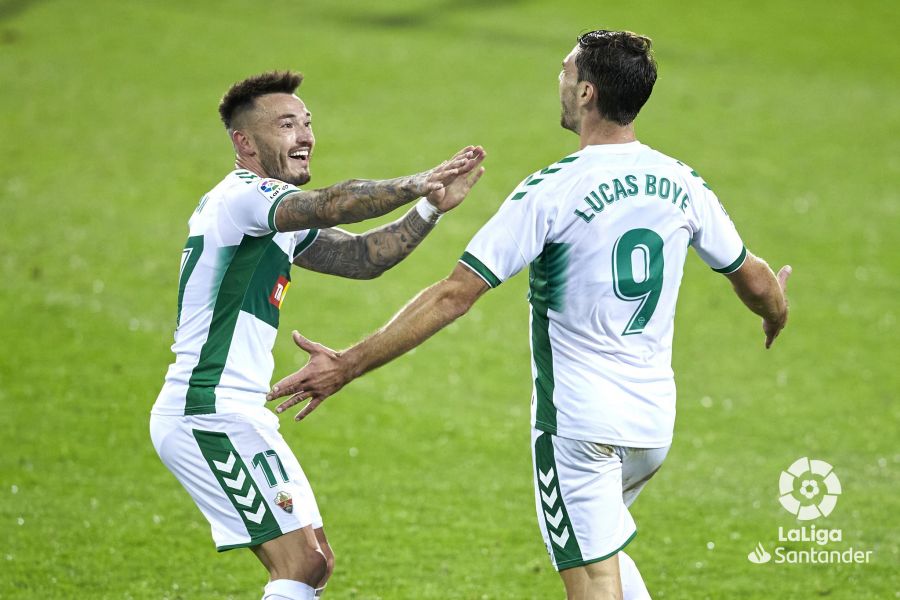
292,228,320,259
691,187,747,274
459,178,556,287
225,177,299,237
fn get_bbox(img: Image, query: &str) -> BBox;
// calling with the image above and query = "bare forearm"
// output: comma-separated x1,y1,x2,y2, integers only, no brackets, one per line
728,254,787,324
345,278,472,378
275,174,429,231
294,207,436,279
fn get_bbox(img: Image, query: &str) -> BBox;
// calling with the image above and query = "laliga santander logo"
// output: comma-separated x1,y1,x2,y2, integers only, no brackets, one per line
778,457,841,520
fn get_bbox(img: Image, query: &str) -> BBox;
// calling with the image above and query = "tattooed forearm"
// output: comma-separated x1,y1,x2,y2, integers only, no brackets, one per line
293,208,436,279
274,174,431,232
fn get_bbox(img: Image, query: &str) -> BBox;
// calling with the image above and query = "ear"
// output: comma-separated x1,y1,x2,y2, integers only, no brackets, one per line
578,81,596,109
231,129,256,156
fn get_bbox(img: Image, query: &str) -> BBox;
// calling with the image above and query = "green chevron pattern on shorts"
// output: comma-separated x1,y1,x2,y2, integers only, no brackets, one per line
534,432,582,567
192,429,283,550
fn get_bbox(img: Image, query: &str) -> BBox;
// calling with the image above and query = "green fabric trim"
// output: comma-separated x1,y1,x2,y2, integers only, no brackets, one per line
511,192,527,201
216,527,285,552
712,246,747,274
531,306,557,434
185,234,274,414
529,243,570,313
534,432,582,565
556,530,638,571
459,252,501,288
267,190,297,232
292,229,320,258
177,235,204,327
241,241,291,329
192,429,282,546
557,155,579,163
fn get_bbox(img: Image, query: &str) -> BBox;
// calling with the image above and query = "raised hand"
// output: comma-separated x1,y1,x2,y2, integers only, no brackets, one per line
426,146,486,212
411,146,481,196
763,265,792,349
266,331,351,421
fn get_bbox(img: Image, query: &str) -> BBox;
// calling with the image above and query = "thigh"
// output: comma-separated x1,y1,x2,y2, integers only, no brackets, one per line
620,445,670,508
532,429,637,572
151,411,321,551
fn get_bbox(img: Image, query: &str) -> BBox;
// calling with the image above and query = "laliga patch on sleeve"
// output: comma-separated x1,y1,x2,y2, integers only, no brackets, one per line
257,178,294,202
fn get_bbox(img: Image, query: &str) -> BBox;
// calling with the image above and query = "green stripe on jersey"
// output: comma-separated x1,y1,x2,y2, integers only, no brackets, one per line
460,252,501,288
185,234,274,415
534,432,583,566
177,235,204,327
528,243,570,434
192,430,283,550
293,229,320,258
531,305,557,434
529,243,570,313
712,246,747,274
242,242,291,329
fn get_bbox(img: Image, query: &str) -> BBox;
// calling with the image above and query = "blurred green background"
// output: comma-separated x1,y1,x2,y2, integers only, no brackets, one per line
1,0,897,598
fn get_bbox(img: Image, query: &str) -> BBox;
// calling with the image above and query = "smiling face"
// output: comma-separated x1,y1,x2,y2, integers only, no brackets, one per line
235,93,315,185
559,45,582,133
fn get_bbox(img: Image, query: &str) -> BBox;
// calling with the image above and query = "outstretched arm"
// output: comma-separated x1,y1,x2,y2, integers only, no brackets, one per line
725,253,791,348
267,264,490,420
293,208,435,280
294,150,486,279
274,146,482,231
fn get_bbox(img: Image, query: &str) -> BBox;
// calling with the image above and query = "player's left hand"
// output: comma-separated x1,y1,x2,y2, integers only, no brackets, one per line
426,146,486,212
763,265,792,349
266,330,351,421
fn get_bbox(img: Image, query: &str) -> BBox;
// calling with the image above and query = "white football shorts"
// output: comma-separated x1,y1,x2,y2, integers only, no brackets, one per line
150,406,322,551
532,428,669,571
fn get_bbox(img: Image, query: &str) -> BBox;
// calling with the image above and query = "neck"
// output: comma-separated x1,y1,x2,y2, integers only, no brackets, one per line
577,116,636,149
234,155,267,178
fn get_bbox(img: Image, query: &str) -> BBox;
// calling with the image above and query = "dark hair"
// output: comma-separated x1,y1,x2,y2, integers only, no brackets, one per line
218,70,303,129
575,30,657,126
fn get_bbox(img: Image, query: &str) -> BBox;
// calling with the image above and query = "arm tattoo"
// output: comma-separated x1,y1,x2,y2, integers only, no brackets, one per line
293,207,436,279
274,174,430,232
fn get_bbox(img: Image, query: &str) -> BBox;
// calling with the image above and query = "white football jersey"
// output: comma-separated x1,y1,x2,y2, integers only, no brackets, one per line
460,142,746,447
153,170,319,416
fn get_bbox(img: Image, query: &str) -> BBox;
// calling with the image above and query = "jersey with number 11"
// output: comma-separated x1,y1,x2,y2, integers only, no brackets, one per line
459,142,746,447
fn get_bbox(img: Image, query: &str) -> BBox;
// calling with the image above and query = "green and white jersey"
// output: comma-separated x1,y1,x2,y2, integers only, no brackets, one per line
153,170,319,416
460,142,746,447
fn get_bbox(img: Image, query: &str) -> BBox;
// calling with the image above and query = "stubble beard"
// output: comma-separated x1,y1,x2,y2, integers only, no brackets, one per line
559,92,580,134
258,144,310,186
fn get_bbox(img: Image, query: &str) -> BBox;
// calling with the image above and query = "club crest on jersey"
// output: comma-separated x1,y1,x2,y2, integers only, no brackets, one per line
274,491,293,513
258,178,291,201
269,276,290,309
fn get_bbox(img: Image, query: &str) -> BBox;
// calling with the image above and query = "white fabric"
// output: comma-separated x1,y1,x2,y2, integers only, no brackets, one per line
153,170,316,416
532,428,669,571
263,579,316,600
414,197,443,221
619,551,652,600
463,142,745,446
150,405,323,550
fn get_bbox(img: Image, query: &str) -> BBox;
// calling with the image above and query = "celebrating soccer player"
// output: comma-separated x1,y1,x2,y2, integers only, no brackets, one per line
150,70,484,600
268,31,791,600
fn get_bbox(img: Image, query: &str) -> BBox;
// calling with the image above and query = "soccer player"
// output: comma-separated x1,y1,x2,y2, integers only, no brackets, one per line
150,71,485,600
268,31,791,599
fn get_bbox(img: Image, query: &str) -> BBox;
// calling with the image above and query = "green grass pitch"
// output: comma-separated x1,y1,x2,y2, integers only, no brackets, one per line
1,0,898,597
